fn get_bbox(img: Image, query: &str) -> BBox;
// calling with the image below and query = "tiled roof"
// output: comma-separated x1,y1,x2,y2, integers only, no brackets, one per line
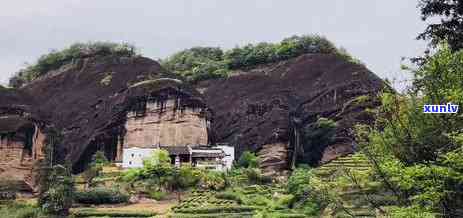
192,151,225,158
159,145,190,155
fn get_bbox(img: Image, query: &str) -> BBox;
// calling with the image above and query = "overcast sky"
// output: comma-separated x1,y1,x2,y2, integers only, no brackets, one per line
1,1,428,90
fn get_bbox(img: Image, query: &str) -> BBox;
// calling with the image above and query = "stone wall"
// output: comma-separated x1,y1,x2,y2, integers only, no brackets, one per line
124,99,208,148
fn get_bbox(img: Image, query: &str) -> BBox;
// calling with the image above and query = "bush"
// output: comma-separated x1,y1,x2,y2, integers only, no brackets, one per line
75,188,129,205
244,168,272,185
39,164,74,216
200,171,227,190
298,117,337,165
149,191,167,201
215,191,243,204
236,151,259,168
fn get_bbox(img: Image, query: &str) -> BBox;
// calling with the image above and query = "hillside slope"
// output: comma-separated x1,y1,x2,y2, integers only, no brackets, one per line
197,54,384,173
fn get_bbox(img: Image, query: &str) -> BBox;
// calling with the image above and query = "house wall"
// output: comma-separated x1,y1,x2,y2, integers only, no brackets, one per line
122,147,155,168
124,99,208,148
217,145,235,170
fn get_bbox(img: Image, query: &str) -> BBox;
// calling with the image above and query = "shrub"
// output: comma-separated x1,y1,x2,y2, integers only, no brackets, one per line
244,168,272,185
81,151,110,189
236,151,259,168
39,164,74,216
200,171,227,190
298,117,337,166
215,191,243,204
75,188,129,205
149,191,167,201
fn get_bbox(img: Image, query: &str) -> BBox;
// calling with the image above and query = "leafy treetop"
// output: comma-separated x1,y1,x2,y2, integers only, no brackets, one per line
418,0,463,51
9,42,138,88
162,35,358,84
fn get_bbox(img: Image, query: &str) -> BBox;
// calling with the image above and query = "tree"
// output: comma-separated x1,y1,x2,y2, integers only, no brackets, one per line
40,164,74,216
357,45,463,217
81,151,109,189
298,118,337,166
418,0,463,51
236,151,259,168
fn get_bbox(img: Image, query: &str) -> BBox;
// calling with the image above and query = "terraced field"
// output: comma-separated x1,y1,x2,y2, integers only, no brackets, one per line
170,190,255,218
170,186,307,218
315,153,380,218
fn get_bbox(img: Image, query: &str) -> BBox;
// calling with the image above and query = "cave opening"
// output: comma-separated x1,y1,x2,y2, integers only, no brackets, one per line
19,124,35,157
73,128,124,173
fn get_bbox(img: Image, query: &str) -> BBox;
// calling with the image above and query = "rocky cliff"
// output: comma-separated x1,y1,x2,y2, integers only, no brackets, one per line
196,54,384,174
0,52,384,181
1,55,208,176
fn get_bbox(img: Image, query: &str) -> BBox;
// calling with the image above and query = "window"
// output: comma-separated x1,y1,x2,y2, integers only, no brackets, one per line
129,161,132,165
131,153,135,157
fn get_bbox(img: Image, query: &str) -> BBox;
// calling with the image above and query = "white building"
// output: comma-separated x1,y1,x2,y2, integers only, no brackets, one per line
216,144,234,171
122,147,155,168
122,144,235,171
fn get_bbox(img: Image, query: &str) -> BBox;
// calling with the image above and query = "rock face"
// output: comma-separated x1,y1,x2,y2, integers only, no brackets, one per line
0,52,385,183
124,99,208,148
0,89,46,191
122,79,208,151
1,55,208,175
197,54,384,174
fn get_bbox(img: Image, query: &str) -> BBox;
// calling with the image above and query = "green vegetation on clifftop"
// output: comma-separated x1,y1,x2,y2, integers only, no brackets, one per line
9,42,138,88
162,35,360,83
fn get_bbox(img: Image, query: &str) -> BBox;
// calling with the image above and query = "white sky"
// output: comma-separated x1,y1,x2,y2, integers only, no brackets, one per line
0,1,428,90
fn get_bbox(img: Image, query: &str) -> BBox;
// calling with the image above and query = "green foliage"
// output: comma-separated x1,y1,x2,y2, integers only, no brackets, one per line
9,42,137,87
149,190,167,201
143,149,171,167
237,151,259,168
92,151,110,166
243,168,272,185
81,151,110,189
162,35,358,83
356,44,463,216
120,168,143,183
215,191,244,204
287,168,333,216
72,208,156,217
74,188,129,205
0,202,46,218
387,206,435,218
418,0,463,51
200,171,227,190
40,164,74,216
298,117,337,165
162,47,229,83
